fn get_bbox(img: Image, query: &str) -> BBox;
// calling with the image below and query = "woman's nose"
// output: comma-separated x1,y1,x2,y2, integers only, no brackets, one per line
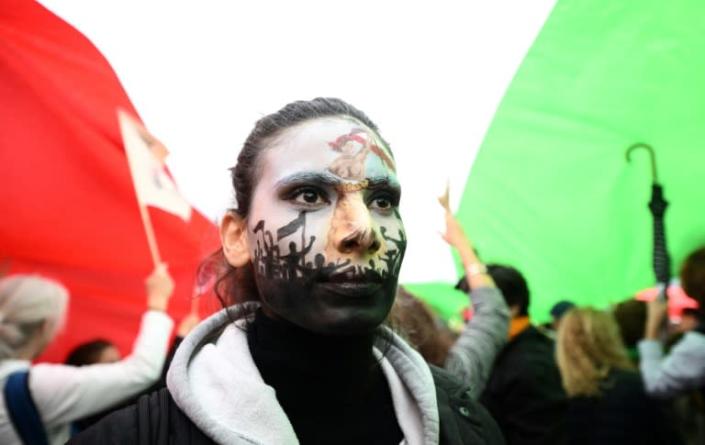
339,227,381,254
332,195,382,255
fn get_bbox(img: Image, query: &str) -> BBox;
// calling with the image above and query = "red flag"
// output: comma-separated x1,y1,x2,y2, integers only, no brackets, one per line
0,0,219,362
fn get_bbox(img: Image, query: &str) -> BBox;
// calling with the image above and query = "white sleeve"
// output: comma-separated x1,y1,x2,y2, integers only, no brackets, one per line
28,310,173,427
639,332,705,398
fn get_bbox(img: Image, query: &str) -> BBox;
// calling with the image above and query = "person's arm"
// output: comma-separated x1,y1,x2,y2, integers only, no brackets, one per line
639,298,705,398
29,264,175,426
438,187,510,398
445,286,510,399
438,187,495,290
639,333,705,398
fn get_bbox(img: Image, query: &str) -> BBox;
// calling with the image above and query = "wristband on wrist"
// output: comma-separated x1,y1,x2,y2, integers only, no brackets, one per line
467,263,488,278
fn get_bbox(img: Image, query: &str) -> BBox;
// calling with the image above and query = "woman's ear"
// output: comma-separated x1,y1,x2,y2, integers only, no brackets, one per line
220,212,251,267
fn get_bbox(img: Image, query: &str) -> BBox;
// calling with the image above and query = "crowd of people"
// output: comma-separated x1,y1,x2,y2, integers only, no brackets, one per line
1,97,704,444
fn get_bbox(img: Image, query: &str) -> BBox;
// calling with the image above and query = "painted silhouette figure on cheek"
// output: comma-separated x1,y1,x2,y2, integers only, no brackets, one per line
244,118,406,334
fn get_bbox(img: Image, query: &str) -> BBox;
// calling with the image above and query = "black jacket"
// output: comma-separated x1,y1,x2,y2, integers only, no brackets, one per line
480,325,567,445
565,369,682,445
71,366,505,445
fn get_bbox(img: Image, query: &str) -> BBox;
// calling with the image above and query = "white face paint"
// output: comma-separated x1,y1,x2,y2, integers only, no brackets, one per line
246,117,406,334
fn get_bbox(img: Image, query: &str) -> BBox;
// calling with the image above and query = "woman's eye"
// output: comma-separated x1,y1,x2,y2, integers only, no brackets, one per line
370,196,395,212
374,198,391,209
292,189,327,206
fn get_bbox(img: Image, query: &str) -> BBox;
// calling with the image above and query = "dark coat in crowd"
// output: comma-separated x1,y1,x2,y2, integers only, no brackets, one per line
480,325,567,445
70,367,505,445
71,304,505,445
565,368,682,445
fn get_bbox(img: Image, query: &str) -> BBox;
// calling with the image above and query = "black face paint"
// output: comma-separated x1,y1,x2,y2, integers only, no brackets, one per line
251,214,407,335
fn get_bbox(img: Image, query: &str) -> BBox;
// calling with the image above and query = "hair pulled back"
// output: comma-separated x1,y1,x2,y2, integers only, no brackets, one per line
213,98,386,307
232,97,383,217
0,275,68,360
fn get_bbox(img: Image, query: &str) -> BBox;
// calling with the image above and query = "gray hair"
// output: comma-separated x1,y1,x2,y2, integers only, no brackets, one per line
0,275,69,360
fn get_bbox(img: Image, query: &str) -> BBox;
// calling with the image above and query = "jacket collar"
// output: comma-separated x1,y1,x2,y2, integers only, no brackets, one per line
166,303,439,445
508,316,531,340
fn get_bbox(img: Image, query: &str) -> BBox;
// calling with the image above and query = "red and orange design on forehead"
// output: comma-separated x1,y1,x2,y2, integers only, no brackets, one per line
326,128,396,182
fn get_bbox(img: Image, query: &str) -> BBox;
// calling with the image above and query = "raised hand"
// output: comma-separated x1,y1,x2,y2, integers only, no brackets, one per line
437,184,494,289
146,263,174,312
645,297,668,340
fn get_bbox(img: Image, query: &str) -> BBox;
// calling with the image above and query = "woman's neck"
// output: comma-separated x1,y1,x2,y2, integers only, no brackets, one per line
246,309,403,444
247,308,377,384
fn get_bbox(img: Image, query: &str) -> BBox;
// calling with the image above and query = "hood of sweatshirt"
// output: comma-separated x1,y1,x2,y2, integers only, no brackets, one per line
166,302,440,445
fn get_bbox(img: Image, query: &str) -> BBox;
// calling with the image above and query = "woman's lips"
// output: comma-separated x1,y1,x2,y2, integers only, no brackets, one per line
319,266,385,284
316,281,383,298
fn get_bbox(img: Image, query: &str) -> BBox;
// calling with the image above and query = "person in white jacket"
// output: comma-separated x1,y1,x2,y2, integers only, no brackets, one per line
0,264,175,445
639,247,705,398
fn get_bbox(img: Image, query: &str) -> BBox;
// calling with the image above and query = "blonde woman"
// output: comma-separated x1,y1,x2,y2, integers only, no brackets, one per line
556,307,679,445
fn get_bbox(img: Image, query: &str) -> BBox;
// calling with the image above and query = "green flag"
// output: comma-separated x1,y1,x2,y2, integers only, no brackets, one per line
413,0,705,323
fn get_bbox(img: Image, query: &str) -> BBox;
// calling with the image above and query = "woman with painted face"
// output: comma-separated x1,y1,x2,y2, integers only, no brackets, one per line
71,98,504,445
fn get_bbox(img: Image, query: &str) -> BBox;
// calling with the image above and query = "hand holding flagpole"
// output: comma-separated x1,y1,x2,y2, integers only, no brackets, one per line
145,263,174,312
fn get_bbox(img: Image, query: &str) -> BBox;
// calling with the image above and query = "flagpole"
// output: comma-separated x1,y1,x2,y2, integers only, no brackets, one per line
138,203,162,267
190,295,200,316
190,276,200,315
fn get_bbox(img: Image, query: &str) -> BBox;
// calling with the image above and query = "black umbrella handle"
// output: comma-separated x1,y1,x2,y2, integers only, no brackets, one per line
626,143,672,287
650,184,671,285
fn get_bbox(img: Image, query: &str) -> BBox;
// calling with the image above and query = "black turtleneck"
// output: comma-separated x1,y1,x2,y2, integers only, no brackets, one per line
247,309,404,445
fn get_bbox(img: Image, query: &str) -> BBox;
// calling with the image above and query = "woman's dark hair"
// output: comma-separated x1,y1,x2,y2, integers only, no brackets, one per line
65,339,115,366
487,264,530,316
681,246,705,312
612,299,646,349
455,264,531,317
211,98,387,308
389,287,457,366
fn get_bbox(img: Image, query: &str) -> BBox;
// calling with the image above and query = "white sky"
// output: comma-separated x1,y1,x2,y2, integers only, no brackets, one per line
39,1,555,284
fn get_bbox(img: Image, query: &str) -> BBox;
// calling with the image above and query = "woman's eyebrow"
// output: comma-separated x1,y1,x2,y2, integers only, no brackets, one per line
275,172,344,189
366,176,401,190
276,172,400,193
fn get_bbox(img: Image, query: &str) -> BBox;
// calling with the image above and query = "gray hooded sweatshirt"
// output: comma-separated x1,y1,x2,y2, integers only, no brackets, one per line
166,303,441,445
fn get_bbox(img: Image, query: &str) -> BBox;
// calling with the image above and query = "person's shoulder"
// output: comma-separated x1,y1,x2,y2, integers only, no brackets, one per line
519,325,554,346
69,388,205,445
664,331,705,368
430,365,468,395
68,394,141,444
429,366,505,444
605,368,644,392
497,327,555,369
678,331,705,350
